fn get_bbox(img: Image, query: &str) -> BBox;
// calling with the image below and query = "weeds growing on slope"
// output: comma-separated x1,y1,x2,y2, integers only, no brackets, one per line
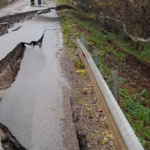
54,0,150,148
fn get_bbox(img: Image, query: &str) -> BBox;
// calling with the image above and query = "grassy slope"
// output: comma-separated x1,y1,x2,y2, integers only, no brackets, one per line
55,0,150,149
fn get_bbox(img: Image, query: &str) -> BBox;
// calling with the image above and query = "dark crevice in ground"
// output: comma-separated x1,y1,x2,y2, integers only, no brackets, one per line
0,43,26,150
0,0,19,9
0,5,77,149
0,123,27,150
21,31,44,48
0,11,38,36
0,31,45,100
0,5,76,37
60,47,116,150
12,26,21,32
0,33,46,150
76,132,87,150
0,43,25,91
107,39,150,89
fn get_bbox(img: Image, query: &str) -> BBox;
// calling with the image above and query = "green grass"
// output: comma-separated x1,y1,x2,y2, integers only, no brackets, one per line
53,0,150,149
120,88,150,147
108,32,150,63
53,0,70,5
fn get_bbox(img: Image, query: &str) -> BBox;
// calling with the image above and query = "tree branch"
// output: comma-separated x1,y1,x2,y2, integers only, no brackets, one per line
99,13,150,43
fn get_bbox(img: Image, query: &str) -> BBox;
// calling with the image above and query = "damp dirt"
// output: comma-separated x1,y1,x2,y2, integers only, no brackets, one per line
60,46,117,150
105,39,150,107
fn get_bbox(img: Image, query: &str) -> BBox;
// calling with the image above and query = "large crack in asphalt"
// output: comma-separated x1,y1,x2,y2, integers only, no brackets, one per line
0,6,65,102
21,31,44,48
0,42,26,150
0,7,60,97
0,123,27,150
0,5,76,36
0,31,44,95
0,31,45,150
0,5,76,149
0,43,25,98
0,11,37,36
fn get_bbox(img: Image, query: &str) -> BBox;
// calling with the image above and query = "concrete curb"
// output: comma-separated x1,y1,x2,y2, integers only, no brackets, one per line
77,38,144,150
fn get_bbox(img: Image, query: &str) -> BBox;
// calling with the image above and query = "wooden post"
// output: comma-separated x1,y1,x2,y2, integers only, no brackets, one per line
93,49,98,67
111,67,120,105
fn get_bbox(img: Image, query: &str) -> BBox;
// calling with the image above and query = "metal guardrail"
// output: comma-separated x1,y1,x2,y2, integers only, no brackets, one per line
76,38,144,150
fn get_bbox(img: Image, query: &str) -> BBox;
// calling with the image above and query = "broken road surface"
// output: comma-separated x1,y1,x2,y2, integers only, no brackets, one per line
0,1,79,150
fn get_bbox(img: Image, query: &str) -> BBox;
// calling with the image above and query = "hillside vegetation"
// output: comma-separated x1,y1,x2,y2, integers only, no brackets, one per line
56,0,150,149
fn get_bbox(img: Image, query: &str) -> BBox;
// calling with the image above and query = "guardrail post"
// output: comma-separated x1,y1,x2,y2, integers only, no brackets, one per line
93,49,98,67
79,35,88,50
111,67,120,105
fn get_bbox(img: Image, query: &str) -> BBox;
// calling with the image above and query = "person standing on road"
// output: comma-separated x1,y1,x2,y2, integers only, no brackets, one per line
38,0,41,5
30,0,41,6
31,0,35,5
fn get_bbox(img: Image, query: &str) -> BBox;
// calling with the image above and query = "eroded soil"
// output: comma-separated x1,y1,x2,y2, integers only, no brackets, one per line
106,40,150,107
60,46,117,150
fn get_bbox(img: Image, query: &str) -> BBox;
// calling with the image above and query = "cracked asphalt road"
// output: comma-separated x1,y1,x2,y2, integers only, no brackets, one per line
0,0,51,18
0,1,79,150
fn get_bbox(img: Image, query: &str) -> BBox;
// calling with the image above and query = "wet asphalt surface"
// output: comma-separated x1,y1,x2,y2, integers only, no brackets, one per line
0,0,28,17
0,1,74,150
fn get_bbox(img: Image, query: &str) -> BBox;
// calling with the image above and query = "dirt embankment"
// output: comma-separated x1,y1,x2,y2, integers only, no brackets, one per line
0,42,26,150
107,40,150,89
60,46,117,150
